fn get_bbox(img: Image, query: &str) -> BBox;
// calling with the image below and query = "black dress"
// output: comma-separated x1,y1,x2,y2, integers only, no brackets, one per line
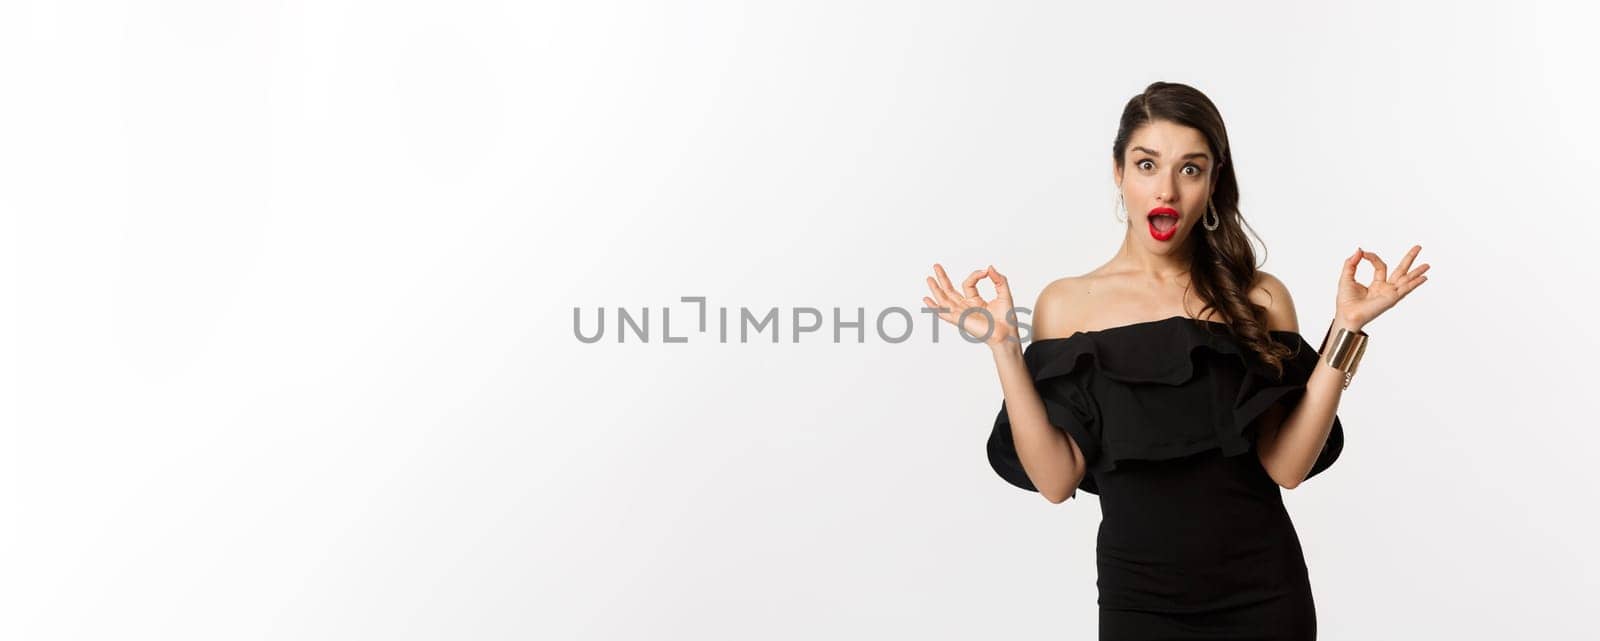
988,315,1343,641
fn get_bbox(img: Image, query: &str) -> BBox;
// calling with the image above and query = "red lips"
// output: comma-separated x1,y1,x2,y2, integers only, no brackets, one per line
1147,207,1180,241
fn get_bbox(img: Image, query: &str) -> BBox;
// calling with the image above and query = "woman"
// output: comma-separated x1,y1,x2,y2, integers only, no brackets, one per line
920,81,1430,640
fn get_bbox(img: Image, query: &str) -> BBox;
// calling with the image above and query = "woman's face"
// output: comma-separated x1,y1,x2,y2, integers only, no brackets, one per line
1114,119,1217,253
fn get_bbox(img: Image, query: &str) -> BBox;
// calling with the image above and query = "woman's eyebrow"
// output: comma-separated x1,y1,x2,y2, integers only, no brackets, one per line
1131,146,1211,161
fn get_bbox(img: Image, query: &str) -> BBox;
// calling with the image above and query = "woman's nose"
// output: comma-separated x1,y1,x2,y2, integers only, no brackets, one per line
1155,173,1178,203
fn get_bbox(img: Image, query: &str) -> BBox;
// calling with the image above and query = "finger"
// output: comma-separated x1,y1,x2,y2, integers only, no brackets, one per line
927,276,954,308
1398,275,1429,297
1393,244,1422,278
1398,266,1429,292
1341,246,1363,283
962,269,985,300
933,264,961,300
922,296,950,318
988,265,1011,297
1363,251,1388,285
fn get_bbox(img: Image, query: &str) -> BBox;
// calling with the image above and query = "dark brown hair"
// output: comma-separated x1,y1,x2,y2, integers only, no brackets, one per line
1111,81,1294,378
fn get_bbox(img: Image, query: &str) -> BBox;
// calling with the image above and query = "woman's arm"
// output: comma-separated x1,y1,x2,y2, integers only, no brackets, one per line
1256,246,1429,488
1256,317,1364,489
922,264,1090,503
992,278,1090,503
1249,271,1349,489
990,339,1087,503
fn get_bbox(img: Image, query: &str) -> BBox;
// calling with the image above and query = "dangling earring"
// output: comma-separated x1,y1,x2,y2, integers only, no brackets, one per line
1115,192,1127,223
1203,200,1220,231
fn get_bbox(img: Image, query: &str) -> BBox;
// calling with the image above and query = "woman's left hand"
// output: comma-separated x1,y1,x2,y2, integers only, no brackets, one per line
1336,244,1431,329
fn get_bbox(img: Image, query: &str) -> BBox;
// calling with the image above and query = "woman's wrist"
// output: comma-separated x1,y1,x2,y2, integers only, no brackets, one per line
989,338,1024,361
1331,315,1366,337
1321,316,1365,355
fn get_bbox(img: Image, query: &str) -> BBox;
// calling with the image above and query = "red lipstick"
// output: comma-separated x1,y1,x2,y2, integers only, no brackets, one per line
1147,206,1179,241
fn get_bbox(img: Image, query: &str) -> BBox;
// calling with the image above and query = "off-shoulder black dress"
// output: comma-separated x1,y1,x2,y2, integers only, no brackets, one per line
988,315,1343,641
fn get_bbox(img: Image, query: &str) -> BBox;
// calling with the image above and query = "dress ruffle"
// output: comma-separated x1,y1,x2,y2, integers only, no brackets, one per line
987,316,1344,496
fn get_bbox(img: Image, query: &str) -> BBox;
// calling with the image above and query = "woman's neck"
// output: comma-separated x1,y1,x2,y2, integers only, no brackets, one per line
1108,236,1196,283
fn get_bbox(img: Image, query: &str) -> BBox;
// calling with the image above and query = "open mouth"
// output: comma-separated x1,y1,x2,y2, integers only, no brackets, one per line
1147,207,1180,239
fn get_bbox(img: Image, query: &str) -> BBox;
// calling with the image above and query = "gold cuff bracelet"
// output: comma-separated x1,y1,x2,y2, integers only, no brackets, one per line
1323,325,1369,390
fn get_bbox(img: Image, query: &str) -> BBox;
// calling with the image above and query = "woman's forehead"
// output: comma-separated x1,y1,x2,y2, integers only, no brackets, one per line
1128,121,1210,155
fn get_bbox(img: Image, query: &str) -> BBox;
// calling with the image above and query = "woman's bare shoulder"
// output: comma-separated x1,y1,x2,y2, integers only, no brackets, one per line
1031,274,1097,341
1248,269,1300,332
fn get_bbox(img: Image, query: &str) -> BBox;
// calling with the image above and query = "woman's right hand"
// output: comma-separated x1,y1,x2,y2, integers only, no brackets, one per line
923,263,1018,347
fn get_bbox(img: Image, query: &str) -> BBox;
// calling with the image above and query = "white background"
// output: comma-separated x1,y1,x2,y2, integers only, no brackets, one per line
4,1,1597,639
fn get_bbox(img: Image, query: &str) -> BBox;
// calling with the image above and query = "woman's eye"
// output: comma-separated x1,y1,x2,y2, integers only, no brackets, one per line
1183,165,1200,176
1138,160,1154,171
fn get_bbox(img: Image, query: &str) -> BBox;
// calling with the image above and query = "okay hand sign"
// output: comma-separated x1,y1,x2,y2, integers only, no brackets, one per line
1337,244,1431,328
923,263,1018,346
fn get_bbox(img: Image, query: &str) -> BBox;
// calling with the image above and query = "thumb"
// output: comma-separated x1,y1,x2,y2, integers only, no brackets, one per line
1340,247,1362,283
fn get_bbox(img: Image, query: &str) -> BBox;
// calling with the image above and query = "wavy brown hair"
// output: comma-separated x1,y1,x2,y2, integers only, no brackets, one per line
1111,81,1295,379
